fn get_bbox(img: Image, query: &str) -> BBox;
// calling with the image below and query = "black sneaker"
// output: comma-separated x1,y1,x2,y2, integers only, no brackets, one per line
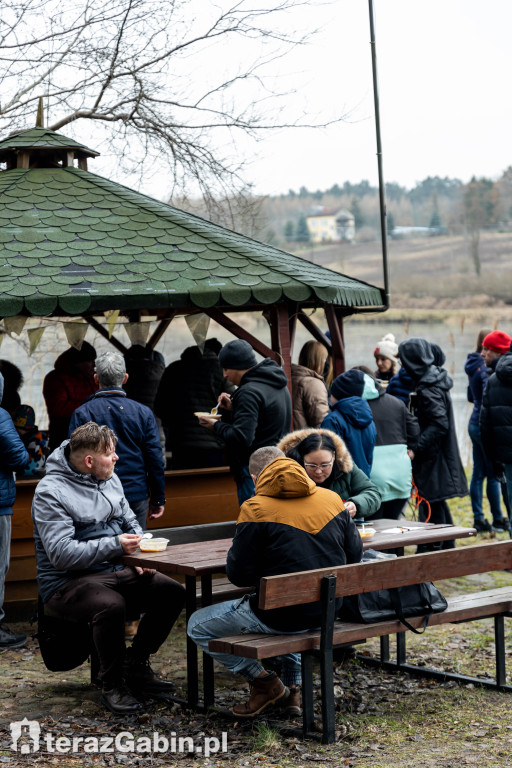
473,519,492,533
101,683,144,714
492,518,509,533
0,625,27,649
124,655,176,700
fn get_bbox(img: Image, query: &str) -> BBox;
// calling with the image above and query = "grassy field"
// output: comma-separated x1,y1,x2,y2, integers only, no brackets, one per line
293,231,512,308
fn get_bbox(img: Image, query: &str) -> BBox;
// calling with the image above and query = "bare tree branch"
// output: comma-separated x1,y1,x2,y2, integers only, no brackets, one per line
0,0,343,208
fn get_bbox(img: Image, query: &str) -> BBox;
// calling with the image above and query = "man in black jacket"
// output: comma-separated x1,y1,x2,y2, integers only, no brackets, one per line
480,337,512,536
199,340,291,504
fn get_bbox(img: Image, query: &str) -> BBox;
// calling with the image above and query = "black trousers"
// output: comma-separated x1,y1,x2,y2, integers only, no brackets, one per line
46,567,185,686
417,499,455,551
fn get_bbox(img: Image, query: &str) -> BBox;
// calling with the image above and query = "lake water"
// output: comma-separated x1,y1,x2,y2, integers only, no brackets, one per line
1,312,504,467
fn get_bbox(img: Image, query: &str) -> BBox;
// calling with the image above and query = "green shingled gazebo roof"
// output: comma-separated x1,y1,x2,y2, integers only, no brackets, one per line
0,129,384,317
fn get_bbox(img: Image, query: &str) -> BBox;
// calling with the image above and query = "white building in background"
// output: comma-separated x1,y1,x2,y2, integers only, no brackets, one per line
306,208,355,243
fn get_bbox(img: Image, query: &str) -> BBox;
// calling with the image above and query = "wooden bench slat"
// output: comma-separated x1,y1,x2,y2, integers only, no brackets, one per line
259,541,512,609
210,587,512,658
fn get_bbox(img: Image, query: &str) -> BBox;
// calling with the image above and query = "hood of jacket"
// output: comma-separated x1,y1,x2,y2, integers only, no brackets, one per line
331,396,374,427
241,358,289,390
254,456,317,498
278,427,354,474
496,352,512,384
180,345,218,366
398,338,453,390
291,363,325,384
465,351,485,377
44,439,115,492
360,374,382,401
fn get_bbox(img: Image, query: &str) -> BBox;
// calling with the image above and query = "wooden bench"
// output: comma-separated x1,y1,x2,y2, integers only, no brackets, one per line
209,540,512,744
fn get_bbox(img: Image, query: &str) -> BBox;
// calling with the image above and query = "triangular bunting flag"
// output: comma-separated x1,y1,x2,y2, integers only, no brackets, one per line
63,322,89,350
125,322,150,346
185,313,211,353
3,316,27,336
27,327,45,356
104,310,120,339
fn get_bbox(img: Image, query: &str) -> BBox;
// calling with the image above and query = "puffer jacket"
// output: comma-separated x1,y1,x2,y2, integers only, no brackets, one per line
278,428,381,518
226,456,362,631
362,376,418,502
214,359,291,475
387,367,415,405
0,369,29,512
321,397,376,477
398,338,468,503
32,442,142,603
480,352,512,464
465,351,488,427
69,388,165,504
291,364,329,429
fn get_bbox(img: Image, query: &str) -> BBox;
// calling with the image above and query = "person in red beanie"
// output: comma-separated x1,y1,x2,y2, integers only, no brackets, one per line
481,330,512,362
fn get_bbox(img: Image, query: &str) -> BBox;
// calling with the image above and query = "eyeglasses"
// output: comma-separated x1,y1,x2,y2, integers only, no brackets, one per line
304,457,334,470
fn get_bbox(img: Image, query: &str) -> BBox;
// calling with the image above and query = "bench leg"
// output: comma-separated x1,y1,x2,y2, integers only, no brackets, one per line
380,635,390,661
495,615,506,688
301,653,315,737
396,631,406,667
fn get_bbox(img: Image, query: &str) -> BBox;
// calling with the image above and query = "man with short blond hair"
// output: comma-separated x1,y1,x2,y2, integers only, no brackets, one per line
32,422,185,715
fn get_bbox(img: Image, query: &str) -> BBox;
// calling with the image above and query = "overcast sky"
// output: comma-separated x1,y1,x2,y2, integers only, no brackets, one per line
239,0,512,196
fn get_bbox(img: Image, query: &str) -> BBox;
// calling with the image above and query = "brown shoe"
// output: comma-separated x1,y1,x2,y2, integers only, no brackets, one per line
232,672,289,717
279,685,302,717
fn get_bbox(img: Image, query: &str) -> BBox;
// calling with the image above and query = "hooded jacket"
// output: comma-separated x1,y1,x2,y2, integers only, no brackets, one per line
291,363,329,429
362,375,419,502
386,366,415,405
278,428,381,518
32,441,142,603
226,456,362,631
0,373,29,512
321,370,376,476
398,338,468,503
480,352,512,464
214,359,292,474
69,388,165,504
43,347,98,449
465,351,488,427
155,344,234,458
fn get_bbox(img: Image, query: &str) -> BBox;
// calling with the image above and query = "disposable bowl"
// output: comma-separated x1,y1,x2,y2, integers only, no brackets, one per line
139,538,169,552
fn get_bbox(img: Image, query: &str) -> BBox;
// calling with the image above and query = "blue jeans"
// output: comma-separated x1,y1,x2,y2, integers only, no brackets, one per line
187,593,302,686
468,422,504,522
235,466,255,506
0,512,13,623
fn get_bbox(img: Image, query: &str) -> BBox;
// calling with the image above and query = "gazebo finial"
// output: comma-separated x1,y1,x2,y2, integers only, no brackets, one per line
35,97,44,128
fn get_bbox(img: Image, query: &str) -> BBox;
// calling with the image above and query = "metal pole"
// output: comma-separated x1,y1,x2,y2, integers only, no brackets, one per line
368,0,390,309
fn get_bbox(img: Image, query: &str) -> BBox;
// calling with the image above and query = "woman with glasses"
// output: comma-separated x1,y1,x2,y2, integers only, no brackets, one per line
278,428,381,520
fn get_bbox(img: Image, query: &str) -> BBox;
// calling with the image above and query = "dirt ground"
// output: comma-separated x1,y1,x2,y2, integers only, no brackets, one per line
3,561,512,768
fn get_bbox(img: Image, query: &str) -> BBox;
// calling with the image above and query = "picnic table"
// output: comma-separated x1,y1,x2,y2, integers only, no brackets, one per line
121,518,476,708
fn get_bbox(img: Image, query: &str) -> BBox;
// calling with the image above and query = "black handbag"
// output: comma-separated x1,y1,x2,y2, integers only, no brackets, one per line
35,596,92,672
338,582,447,634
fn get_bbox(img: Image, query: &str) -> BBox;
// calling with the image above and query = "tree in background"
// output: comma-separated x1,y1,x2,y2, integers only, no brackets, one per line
350,197,364,229
463,177,497,275
284,220,295,242
295,216,310,243
0,0,339,210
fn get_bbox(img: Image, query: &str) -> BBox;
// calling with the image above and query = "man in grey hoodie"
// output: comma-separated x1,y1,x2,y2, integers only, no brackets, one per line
31,422,185,714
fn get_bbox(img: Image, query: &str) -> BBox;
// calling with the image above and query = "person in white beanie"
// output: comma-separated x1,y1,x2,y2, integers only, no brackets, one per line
374,333,399,385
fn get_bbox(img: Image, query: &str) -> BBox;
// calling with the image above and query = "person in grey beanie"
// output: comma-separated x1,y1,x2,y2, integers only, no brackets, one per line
199,339,291,504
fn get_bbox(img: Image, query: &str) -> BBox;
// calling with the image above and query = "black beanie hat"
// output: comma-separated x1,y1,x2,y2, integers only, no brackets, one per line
330,369,364,400
218,339,257,370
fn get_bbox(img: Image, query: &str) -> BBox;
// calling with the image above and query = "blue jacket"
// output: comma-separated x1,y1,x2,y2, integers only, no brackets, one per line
321,397,376,476
465,351,488,427
386,367,415,404
0,373,30,513
69,388,165,505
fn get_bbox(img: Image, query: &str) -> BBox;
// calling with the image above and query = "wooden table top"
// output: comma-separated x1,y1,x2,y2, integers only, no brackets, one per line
121,518,476,576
